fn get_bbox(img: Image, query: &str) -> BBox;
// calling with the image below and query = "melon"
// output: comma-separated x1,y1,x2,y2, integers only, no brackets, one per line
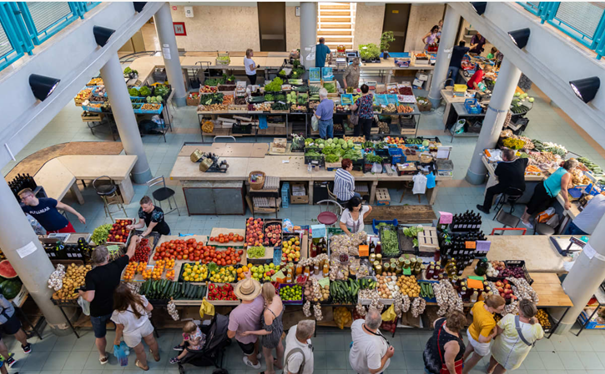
0,260,17,279
1,279,22,300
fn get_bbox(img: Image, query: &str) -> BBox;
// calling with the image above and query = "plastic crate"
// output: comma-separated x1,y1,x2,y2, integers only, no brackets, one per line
578,311,605,330
419,280,437,303
277,283,304,305
372,219,399,235
375,94,388,106
386,94,399,105
309,68,321,82
388,148,405,164
464,98,482,114
340,94,354,106
282,195,289,208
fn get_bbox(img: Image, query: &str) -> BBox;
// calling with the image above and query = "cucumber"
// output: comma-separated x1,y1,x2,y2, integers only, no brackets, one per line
189,285,196,299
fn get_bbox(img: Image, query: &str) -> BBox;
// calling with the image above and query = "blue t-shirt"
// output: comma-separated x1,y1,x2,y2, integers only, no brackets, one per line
22,198,68,231
316,99,334,121
315,44,331,68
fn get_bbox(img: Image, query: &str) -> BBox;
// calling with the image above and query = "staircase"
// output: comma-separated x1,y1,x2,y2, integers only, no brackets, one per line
317,2,356,51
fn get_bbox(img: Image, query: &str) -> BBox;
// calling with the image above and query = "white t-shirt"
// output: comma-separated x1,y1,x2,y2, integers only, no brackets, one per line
340,205,370,234
573,194,605,234
111,295,150,333
349,319,390,374
244,57,256,75
284,325,314,374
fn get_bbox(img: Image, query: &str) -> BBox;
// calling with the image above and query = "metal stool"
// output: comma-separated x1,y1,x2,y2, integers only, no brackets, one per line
146,176,180,216
93,175,127,221
534,223,555,235
493,187,524,219
316,200,341,226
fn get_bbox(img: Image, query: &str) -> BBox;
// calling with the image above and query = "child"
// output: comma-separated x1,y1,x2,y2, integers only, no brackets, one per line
170,321,205,364
487,47,498,60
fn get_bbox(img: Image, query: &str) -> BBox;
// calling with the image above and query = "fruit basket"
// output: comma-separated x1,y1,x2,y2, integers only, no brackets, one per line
206,283,240,305
263,219,283,248
105,219,134,245
278,283,304,305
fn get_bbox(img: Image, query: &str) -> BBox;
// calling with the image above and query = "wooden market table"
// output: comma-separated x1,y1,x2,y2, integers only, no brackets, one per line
34,155,138,204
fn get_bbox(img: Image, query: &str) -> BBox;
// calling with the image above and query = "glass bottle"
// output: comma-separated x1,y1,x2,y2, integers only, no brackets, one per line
296,264,303,275
470,290,479,303
323,264,329,277
314,265,320,275
375,241,382,255
286,270,293,283
304,266,310,277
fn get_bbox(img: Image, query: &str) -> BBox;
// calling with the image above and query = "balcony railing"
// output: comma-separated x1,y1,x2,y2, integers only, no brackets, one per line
519,2,605,60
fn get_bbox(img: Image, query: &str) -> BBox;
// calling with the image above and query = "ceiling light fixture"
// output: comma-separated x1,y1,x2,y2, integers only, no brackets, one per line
570,77,600,103
29,74,60,101
471,2,487,15
133,2,147,13
93,26,115,47
508,28,531,49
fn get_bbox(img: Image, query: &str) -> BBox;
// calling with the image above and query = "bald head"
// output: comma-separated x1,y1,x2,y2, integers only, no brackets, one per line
365,308,382,330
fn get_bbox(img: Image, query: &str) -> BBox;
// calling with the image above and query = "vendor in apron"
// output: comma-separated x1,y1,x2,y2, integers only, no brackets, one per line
339,196,372,235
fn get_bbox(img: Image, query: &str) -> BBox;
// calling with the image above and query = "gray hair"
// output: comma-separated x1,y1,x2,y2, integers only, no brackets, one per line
296,320,315,340
319,88,328,99
563,158,579,171
365,308,382,330
91,245,109,265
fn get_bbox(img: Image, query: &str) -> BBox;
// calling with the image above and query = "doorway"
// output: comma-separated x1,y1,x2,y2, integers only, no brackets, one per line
382,4,411,52
257,2,286,51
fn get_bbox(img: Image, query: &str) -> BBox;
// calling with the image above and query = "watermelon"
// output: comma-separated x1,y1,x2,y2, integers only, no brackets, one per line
1,279,22,300
0,260,17,279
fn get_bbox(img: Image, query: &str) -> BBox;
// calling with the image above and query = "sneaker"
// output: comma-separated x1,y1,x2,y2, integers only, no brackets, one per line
6,356,16,368
522,221,534,229
22,343,31,354
99,354,109,365
169,357,181,365
173,344,184,351
476,204,490,214
243,356,261,369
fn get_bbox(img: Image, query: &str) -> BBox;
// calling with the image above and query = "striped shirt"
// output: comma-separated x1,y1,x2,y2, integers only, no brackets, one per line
334,168,355,201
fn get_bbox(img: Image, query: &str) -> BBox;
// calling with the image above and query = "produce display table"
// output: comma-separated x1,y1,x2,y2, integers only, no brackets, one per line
34,155,138,204
355,59,435,87
440,88,473,126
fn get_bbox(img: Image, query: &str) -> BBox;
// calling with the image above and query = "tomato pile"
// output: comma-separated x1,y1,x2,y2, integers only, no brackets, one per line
130,238,151,262
207,283,237,301
209,232,244,243
200,246,243,266
108,219,133,243
154,239,204,261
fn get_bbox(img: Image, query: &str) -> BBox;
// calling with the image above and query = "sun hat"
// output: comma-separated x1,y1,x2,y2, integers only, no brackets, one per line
234,277,262,301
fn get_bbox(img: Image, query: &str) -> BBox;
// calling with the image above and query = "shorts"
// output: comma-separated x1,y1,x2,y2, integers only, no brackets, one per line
0,313,22,338
123,319,155,348
467,329,491,357
237,340,256,355
90,313,113,338
48,222,76,234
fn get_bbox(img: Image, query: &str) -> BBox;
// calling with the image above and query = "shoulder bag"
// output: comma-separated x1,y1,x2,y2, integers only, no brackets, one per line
350,97,361,126
515,315,535,347
284,347,306,374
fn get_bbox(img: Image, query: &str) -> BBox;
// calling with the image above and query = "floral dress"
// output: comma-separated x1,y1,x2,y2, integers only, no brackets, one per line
355,94,373,119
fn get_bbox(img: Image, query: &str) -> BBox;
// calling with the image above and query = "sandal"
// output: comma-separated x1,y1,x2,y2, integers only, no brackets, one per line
150,349,160,362
99,354,109,365
135,359,149,371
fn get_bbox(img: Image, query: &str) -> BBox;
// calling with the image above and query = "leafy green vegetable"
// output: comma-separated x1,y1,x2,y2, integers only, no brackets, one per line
207,262,219,274
139,86,152,97
264,77,284,92
326,154,340,163
91,224,112,244
129,88,139,97
365,154,383,163
380,227,399,256
359,43,380,60
323,82,336,93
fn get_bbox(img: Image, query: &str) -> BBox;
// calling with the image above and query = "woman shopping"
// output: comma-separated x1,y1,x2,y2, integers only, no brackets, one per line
339,196,372,235
422,26,440,51
245,49,260,85
488,299,544,374
521,159,578,229
423,311,467,374
462,295,505,374
112,283,160,370
241,283,285,374
350,84,373,139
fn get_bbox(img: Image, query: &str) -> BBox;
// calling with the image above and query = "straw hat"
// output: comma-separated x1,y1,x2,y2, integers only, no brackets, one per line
234,277,262,301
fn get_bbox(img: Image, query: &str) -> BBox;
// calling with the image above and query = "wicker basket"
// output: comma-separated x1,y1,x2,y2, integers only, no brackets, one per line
249,171,266,190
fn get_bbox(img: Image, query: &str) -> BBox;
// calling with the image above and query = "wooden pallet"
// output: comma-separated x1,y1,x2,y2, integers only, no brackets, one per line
417,227,439,251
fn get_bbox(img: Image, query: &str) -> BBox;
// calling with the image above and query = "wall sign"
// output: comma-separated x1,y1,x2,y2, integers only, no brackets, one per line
172,6,177,10
184,6,193,18
295,6,300,17
173,22,186,36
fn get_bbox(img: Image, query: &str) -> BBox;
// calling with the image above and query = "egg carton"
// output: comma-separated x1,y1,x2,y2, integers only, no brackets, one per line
262,176,280,190
253,197,279,208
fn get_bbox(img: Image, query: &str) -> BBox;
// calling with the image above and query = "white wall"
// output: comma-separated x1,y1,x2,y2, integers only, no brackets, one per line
405,4,446,52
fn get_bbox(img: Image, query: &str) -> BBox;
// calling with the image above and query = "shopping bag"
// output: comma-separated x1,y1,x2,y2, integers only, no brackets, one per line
412,173,427,194
371,163,383,174
311,115,319,132
536,207,555,223
381,305,397,322
199,298,215,319
453,119,465,134
77,296,90,316
113,343,129,366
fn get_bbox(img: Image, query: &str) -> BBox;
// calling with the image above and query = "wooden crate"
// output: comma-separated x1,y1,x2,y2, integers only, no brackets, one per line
418,227,439,252
207,228,246,247
376,188,391,206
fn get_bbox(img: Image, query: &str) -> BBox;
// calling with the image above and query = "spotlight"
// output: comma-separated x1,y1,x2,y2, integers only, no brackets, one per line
29,74,60,101
570,77,600,103
471,2,487,15
508,28,531,49
93,26,115,47
133,2,146,12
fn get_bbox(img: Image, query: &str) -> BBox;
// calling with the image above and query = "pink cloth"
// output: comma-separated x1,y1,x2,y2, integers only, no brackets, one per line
228,295,264,344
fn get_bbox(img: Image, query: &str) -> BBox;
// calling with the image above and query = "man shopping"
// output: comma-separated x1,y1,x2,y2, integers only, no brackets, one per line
19,188,85,233
349,308,394,374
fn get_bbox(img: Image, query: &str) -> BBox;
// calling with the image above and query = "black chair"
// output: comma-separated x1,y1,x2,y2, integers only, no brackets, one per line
493,187,524,219
146,176,180,215
92,175,127,221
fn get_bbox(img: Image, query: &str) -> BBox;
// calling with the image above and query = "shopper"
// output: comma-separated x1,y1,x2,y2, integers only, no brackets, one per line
284,320,315,374
447,41,469,84
462,295,505,374
314,88,334,139
469,32,487,55
18,188,85,233
334,158,360,204
79,237,138,365
467,64,491,90
477,149,529,214
423,311,466,374
350,84,373,139
488,299,543,374
521,159,578,229
343,58,361,90
437,19,444,41
315,38,331,68
244,49,260,85
349,308,394,374
487,47,498,60
171,321,205,365
241,283,284,374
228,276,265,369
422,25,440,51
112,283,160,370
0,294,32,368
127,196,171,236
565,192,605,235
340,196,372,235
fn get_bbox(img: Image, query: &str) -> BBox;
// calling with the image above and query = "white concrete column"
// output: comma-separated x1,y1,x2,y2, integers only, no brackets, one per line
300,2,317,69
101,53,152,183
465,58,522,184
0,179,69,333
153,2,187,107
428,5,460,108
557,215,605,333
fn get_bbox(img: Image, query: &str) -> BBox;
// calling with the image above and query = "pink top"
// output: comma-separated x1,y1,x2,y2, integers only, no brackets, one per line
228,295,265,344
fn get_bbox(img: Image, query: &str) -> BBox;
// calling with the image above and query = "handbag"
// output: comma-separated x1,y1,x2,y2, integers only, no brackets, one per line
350,97,361,126
437,320,463,374
515,315,535,346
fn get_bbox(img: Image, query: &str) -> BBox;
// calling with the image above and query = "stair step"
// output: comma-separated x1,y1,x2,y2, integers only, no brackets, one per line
320,10,351,16
320,4,351,10
320,23,352,29
318,30,353,36
319,17,353,22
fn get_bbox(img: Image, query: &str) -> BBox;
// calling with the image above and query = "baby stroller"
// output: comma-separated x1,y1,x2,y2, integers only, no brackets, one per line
178,314,231,373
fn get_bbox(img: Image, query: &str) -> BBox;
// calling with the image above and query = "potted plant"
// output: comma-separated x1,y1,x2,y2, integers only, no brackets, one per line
380,31,396,60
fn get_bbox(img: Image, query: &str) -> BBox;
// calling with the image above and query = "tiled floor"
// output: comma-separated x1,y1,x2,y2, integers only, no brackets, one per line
4,71,605,373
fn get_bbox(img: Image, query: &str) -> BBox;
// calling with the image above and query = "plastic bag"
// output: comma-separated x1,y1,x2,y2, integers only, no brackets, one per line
77,296,90,316
381,304,397,322
536,207,555,223
371,163,383,174
282,219,294,233
412,173,427,194
311,115,319,132
454,119,465,134
199,298,215,319
334,307,352,329
113,342,130,366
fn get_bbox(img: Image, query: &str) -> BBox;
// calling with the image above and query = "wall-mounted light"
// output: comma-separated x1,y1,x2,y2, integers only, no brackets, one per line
471,2,487,15
93,26,115,47
133,2,147,13
508,28,531,49
570,77,600,103
29,74,60,101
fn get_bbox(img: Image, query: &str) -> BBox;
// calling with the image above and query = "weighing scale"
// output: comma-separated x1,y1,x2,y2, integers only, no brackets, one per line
436,159,454,177
346,50,359,63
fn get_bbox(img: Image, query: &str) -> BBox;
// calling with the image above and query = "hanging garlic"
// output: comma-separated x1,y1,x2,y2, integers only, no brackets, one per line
313,304,323,320
411,298,426,318
356,302,367,317
303,300,312,317
167,300,179,321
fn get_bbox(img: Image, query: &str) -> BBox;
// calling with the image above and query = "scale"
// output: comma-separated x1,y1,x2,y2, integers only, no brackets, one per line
346,50,359,63
436,159,454,177
550,235,587,256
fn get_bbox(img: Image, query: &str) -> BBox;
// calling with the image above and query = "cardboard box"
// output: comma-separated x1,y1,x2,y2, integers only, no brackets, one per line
376,188,391,206
413,78,424,88
290,182,309,204
416,73,428,81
